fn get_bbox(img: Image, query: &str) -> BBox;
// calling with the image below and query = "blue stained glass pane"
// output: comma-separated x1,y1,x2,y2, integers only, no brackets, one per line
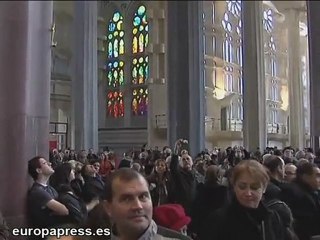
113,61,118,68
109,23,116,32
134,16,141,26
108,62,112,68
145,25,148,32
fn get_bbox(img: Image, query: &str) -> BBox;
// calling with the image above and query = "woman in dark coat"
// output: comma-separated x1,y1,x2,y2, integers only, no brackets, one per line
146,159,170,207
200,160,287,240
50,163,88,225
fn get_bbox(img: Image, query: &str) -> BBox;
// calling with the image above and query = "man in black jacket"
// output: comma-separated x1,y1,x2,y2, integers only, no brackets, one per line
281,162,320,240
168,154,198,216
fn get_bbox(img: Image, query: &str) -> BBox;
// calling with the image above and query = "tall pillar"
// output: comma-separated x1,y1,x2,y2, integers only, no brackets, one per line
242,1,267,152
167,1,205,157
307,1,320,151
285,9,304,149
72,1,98,152
0,0,52,229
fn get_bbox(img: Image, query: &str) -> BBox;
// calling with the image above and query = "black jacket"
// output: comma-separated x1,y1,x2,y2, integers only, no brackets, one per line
57,191,88,225
264,178,282,202
168,154,198,215
280,179,320,240
190,182,228,234
200,198,285,240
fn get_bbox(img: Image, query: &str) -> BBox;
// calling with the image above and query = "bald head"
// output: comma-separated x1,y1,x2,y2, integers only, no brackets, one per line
284,163,297,182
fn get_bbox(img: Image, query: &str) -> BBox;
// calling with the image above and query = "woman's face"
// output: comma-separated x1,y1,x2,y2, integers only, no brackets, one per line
155,161,166,174
234,173,265,208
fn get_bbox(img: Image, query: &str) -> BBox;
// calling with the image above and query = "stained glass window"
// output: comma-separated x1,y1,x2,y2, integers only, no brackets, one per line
107,12,125,58
132,5,148,116
132,88,148,116
132,5,148,54
106,61,125,87
106,11,125,118
132,56,148,84
263,9,273,33
227,0,241,17
107,91,124,118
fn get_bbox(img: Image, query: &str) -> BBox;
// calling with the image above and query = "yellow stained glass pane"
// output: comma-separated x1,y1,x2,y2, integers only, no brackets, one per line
133,37,138,53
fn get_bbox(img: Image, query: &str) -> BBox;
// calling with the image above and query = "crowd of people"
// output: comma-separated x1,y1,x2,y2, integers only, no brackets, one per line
1,139,320,240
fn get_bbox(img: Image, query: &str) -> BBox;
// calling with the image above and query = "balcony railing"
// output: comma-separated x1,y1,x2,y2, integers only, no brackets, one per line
155,114,289,135
267,123,288,134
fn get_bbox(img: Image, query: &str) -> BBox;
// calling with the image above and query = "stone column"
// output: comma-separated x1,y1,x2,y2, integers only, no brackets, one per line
167,1,205,157
0,0,52,230
72,1,98,152
241,1,267,152
285,9,304,149
307,1,320,151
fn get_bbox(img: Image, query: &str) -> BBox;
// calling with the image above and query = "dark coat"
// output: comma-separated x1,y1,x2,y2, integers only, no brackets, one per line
280,179,320,240
82,176,105,201
190,182,228,234
199,198,286,240
57,191,88,225
168,154,198,215
264,178,282,202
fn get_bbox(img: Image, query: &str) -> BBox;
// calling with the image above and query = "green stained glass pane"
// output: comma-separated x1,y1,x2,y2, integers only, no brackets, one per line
114,39,118,57
138,66,144,84
108,72,112,86
138,6,146,15
119,70,124,85
108,34,113,40
113,12,120,22
132,67,137,78
133,58,137,65
114,31,119,37
145,25,148,32
119,31,124,37
113,61,118,68
108,42,113,57
145,34,148,47
139,25,144,31
113,70,118,83
145,65,149,78
139,57,143,63
145,56,148,62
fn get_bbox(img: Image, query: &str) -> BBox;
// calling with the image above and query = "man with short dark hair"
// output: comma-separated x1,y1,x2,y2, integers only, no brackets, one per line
281,162,320,240
263,155,285,201
104,168,190,240
27,156,69,231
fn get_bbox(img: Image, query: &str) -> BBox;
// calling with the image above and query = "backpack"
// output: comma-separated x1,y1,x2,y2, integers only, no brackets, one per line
266,200,298,240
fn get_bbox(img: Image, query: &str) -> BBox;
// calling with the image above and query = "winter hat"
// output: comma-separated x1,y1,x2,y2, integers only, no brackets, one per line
153,204,191,231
